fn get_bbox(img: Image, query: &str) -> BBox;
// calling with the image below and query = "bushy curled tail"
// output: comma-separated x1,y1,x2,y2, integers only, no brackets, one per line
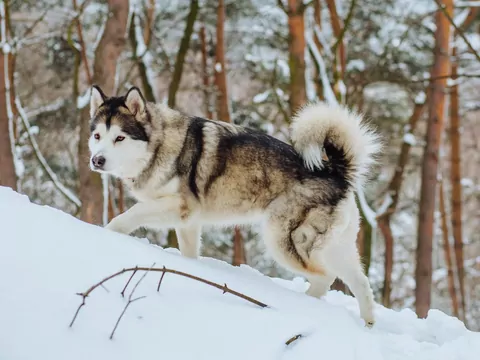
290,102,381,187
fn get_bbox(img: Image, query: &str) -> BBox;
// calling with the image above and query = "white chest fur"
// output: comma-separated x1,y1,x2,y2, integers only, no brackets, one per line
128,176,181,202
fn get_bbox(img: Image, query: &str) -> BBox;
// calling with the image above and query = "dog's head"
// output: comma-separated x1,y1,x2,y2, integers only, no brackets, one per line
88,85,151,178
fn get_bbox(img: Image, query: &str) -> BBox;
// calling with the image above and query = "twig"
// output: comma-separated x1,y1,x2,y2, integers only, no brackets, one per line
285,334,303,346
72,0,92,84
120,267,138,297
157,266,167,292
276,0,287,13
433,0,480,63
110,263,155,339
331,0,357,55
271,61,290,123
69,265,268,328
109,296,146,340
410,72,480,83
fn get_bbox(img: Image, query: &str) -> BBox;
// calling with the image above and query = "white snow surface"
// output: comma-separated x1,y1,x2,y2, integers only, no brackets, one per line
1,187,479,360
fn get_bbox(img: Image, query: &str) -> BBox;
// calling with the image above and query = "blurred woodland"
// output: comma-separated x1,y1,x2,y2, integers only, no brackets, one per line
0,0,479,329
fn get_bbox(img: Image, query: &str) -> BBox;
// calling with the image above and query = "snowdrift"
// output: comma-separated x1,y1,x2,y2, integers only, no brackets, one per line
0,186,479,360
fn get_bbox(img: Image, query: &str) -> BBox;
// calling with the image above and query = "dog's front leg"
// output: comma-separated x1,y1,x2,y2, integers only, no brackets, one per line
105,196,184,235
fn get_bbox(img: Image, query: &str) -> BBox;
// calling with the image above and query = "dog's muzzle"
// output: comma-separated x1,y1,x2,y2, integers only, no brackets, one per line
91,155,106,170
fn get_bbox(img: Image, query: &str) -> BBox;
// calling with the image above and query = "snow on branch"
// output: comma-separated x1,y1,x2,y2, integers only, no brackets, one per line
15,98,81,208
133,9,158,97
357,182,378,227
313,25,333,59
307,31,379,228
25,98,67,119
306,33,337,105
1,2,22,182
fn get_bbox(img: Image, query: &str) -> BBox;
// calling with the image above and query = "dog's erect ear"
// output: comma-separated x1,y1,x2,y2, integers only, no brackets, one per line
125,87,146,117
90,85,107,118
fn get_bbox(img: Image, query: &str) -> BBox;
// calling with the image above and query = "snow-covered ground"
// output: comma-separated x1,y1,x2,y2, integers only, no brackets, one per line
1,186,479,360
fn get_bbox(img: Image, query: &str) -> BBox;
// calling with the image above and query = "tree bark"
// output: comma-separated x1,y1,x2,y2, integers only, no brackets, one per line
78,0,129,225
165,0,199,248
415,0,453,319
167,0,199,109
214,0,230,122
128,12,155,102
286,0,307,114
200,24,213,119
438,179,460,318
232,227,246,266
325,0,346,102
377,99,426,307
214,0,246,265
378,217,393,307
0,1,17,190
143,0,155,47
312,0,324,99
449,44,466,321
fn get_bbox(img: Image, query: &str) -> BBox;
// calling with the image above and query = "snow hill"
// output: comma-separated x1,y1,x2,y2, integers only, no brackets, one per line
0,186,479,360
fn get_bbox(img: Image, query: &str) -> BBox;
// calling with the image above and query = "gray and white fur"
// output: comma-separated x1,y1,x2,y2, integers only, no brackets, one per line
88,85,382,327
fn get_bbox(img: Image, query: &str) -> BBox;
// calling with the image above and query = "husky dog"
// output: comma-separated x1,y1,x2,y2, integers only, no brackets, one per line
88,85,381,327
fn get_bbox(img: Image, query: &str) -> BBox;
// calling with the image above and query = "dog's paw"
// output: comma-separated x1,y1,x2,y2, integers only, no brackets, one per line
105,219,131,235
364,319,375,329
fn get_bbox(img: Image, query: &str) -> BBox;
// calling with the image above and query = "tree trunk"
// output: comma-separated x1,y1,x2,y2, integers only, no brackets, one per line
378,216,393,307
214,0,246,265
438,179,460,318
143,0,155,47
0,1,17,190
415,0,453,319
286,0,307,114
128,12,155,102
356,195,372,275
232,227,246,266
200,24,213,119
449,45,466,321
167,0,199,109
78,0,129,225
325,0,345,102
377,99,426,307
214,0,230,122
312,0,324,99
165,0,199,248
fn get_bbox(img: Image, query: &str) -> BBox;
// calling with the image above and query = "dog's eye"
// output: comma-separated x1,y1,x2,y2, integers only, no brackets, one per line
115,136,125,143
94,133,100,140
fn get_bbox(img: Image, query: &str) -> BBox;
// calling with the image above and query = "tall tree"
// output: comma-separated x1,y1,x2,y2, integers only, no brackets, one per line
77,0,129,224
200,24,213,119
165,0,199,248
450,41,466,322
168,0,199,109
377,99,426,307
278,0,309,114
214,0,246,266
0,0,16,190
438,178,460,318
325,0,346,102
312,0,323,99
415,0,453,318
214,0,229,121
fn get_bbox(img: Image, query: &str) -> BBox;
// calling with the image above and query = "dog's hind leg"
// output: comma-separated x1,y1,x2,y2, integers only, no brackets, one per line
306,273,336,298
176,225,202,259
262,217,327,284
323,239,375,327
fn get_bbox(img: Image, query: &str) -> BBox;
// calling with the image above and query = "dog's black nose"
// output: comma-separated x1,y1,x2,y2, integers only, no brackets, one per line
92,155,106,168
